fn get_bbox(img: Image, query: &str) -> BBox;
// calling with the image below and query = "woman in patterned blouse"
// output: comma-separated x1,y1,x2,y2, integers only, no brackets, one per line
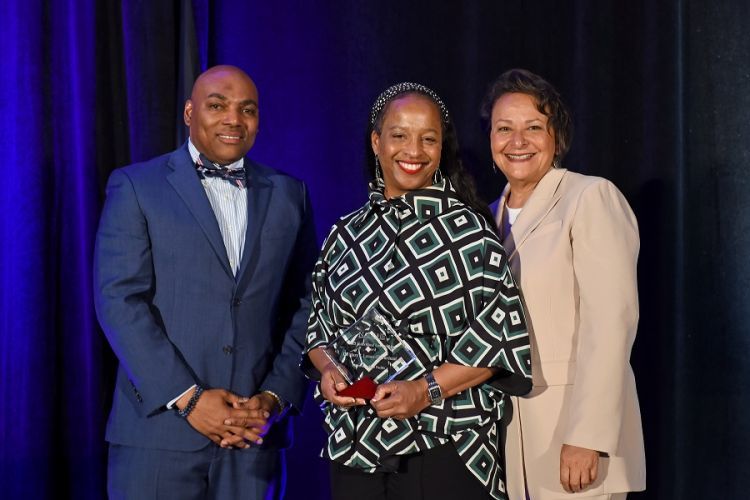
302,82,532,500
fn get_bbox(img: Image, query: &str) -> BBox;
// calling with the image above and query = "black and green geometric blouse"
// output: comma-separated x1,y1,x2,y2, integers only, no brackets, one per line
304,180,532,499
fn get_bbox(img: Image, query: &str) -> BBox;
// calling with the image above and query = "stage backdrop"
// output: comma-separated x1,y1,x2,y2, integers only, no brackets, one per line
1,1,748,499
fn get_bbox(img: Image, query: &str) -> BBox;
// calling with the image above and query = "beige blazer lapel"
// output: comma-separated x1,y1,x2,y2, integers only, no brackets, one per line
499,168,568,261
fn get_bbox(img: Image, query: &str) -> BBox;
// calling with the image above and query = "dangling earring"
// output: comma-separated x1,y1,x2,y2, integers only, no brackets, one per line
375,156,385,187
552,158,560,169
491,161,502,175
433,167,444,184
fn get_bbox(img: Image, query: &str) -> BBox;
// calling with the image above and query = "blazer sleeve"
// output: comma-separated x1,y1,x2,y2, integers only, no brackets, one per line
93,169,197,416
563,178,640,454
258,182,318,412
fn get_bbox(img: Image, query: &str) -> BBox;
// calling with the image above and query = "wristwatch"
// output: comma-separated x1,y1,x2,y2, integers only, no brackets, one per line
424,372,443,405
262,390,288,416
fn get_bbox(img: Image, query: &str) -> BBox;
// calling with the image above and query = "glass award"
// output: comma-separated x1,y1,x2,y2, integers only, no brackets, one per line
323,305,418,399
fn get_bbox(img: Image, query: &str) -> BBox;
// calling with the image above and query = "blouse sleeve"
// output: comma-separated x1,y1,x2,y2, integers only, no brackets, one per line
445,233,533,396
300,225,340,379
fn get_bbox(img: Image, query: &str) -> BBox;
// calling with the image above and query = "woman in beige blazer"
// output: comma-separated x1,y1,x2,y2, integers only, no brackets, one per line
481,69,645,499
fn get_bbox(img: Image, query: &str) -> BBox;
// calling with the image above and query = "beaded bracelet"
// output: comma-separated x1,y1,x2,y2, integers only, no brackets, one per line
177,385,204,418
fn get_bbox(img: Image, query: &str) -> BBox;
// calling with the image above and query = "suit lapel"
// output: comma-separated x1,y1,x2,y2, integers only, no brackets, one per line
500,168,567,261
494,183,514,252
235,159,273,290
166,148,234,278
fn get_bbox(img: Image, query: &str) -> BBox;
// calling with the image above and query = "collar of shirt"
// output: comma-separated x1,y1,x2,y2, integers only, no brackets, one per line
187,139,244,171
357,179,463,226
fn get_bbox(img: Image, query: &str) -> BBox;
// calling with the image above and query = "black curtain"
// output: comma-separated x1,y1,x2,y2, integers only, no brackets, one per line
678,0,750,495
2,1,748,498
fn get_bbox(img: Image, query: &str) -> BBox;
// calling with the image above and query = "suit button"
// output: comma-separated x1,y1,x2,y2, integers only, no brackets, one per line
232,298,241,307
222,345,234,355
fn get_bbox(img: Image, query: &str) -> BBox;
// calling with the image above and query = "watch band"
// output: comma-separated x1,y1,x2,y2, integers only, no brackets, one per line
262,390,288,415
424,372,443,405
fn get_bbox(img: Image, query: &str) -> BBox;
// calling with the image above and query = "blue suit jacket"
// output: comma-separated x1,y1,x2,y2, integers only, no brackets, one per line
94,145,316,451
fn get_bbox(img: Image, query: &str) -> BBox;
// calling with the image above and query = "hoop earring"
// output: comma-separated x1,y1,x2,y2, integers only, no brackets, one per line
375,156,385,187
433,167,444,184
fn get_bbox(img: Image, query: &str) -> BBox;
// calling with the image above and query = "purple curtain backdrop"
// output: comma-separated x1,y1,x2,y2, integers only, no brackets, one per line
0,0,103,498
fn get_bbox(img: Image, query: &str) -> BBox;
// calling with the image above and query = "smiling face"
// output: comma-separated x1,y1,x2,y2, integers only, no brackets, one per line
490,92,556,190
184,66,259,165
371,93,442,199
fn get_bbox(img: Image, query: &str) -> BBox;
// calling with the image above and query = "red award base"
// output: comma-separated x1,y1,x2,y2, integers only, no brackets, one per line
337,376,378,399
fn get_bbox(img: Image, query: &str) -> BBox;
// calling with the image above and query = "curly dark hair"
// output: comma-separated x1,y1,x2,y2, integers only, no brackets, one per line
366,86,493,225
479,68,574,164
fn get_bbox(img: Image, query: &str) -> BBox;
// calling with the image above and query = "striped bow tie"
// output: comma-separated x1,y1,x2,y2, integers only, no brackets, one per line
196,154,246,188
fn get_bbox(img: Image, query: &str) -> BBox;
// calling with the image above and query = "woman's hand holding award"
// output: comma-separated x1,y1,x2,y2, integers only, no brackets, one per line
323,306,418,400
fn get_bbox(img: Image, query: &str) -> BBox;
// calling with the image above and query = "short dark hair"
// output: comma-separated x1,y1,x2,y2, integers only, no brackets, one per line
480,69,573,163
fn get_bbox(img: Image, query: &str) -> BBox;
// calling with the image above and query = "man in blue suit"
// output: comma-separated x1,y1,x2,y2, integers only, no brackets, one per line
94,65,316,498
